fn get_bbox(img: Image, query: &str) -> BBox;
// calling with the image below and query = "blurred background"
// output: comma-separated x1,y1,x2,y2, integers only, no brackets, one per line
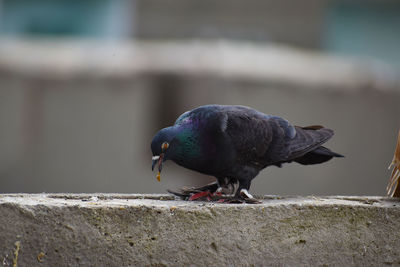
0,0,399,196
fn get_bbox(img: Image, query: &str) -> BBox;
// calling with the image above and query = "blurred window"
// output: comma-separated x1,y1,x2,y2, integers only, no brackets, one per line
0,0,134,39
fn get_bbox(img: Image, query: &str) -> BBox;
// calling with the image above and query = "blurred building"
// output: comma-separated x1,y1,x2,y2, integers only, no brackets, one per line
0,0,399,195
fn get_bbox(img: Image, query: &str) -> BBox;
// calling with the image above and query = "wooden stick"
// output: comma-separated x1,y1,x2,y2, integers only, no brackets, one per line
387,130,400,197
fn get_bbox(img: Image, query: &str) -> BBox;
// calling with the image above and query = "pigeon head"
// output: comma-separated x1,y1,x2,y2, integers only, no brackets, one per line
151,127,177,181
151,123,203,182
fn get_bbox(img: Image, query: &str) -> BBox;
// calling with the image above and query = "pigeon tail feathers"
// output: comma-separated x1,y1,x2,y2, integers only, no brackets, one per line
294,146,344,165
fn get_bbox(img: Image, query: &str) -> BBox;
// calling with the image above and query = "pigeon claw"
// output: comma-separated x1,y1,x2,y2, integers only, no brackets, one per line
239,189,262,204
243,198,262,204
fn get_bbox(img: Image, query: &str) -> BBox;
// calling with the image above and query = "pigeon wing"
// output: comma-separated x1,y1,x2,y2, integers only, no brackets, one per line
222,109,291,166
285,126,334,160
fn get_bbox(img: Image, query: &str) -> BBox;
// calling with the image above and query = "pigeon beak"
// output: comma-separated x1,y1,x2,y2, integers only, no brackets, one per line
151,154,164,182
158,154,164,172
151,156,159,171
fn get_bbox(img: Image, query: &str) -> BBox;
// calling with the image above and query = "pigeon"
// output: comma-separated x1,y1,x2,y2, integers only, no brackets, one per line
151,104,343,203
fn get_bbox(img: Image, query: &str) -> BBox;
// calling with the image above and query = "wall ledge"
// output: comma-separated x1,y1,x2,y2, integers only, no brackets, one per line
0,38,399,93
1,194,399,266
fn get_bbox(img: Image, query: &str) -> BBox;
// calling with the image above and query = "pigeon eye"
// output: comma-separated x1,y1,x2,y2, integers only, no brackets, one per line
161,142,169,150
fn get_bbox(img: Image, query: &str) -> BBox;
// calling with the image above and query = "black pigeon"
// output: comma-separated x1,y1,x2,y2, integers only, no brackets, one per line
151,105,343,203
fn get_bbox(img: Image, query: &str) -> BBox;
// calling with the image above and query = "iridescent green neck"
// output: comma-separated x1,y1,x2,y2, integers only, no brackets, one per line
173,127,201,159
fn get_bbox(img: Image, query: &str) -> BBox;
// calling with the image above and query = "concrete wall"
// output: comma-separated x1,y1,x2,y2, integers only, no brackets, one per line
1,194,400,266
0,39,399,195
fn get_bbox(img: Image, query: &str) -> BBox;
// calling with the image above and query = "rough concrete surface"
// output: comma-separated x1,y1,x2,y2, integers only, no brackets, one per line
0,194,400,266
